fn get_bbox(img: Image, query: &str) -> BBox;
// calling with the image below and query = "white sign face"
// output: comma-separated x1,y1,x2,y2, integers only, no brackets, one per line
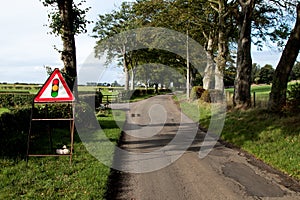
34,68,74,102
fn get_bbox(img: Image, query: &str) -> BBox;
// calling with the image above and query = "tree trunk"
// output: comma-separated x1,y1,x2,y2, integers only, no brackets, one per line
233,0,254,108
130,68,135,90
57,0,78,97
130,56,138,91
215,0,226,92
268,3,300,112
214,64,224,91
121,44,130,91
124,61,130,91
186,30,190,100
203,37,215,90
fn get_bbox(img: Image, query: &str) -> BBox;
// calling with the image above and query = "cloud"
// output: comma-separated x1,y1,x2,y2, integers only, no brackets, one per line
252,50,282,67
77,52,123,85
0,0,125,84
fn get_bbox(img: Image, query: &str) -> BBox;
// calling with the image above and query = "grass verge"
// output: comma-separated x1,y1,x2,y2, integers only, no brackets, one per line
178,95,300,180
221,109,300,180
0,109,124,199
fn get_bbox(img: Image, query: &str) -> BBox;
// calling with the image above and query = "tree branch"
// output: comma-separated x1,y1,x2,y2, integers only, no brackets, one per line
210,3,219,12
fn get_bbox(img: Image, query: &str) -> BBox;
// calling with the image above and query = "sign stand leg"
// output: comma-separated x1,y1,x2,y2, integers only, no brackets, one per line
26,102,34,164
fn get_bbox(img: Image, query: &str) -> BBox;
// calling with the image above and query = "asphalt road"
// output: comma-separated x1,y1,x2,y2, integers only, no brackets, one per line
108,95,300,200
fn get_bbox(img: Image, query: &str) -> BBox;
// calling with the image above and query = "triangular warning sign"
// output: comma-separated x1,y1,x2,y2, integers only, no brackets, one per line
34,68,75,102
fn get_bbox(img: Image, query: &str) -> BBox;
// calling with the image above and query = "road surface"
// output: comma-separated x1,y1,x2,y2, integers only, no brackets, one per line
108,95,300,200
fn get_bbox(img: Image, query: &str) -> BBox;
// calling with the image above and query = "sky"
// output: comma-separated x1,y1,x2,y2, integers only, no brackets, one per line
0,0,128,84
0,0,285,85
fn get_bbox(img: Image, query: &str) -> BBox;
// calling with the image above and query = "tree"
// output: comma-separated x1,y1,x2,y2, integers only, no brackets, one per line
233,0,293,108
259,64,274,84
224,65,236,87
93,2,138,91
251,63,261,84
42,0,90,97
268,3,300,112
133,0,232,98
233,0,255,108
208,0,235,91
133,0,192,97
289,62,300,81
111,80,121,87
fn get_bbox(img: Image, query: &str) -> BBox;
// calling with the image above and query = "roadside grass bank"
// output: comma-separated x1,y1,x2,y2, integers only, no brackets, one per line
177,94,300,181
221,108,300,180
0,109,124,200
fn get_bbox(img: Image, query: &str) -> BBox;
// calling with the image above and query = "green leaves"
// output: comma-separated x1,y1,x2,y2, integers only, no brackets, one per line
42,0,91,36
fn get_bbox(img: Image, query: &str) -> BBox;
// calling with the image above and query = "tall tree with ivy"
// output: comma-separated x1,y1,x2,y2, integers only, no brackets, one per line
42,0,90,97
232,0,293,108
268,3,300,112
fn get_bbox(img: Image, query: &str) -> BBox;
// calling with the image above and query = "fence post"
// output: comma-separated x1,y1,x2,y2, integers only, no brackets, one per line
253,92,256,107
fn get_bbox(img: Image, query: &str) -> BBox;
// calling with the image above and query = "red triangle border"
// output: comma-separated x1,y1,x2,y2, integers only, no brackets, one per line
34,68,75,103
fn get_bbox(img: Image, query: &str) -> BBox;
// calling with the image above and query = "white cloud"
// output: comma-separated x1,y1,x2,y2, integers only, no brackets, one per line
252,50,282,67
0,0,127,84
77,51,124,85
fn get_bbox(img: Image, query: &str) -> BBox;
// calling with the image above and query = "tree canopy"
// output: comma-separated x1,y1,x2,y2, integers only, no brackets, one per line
92,0,299,107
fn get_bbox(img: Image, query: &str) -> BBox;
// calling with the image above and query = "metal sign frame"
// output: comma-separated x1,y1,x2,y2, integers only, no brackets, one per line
26,101,75,164
27,68,75,164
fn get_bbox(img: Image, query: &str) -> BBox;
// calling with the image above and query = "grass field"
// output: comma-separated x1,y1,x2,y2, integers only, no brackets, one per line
225,84,272,107
226,82,299,108
78,86,121,96
0,84,123,95
226,84,272,94
0,84,41,94
0,109,125,199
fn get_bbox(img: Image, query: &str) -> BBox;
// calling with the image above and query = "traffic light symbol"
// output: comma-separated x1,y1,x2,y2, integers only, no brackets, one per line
51,78,59,97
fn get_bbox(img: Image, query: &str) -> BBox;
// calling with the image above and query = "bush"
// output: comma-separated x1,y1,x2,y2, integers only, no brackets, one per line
288,83,300,102
33,104,73,120
200,89,224,103
75,101,97,129
133,89,144,97
0,103,77,158
158,88,172,93
147,89,155,94
286,82,300,112
200,90,211,102
0,107,31,157
191,86,205,100
0,93,34,108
